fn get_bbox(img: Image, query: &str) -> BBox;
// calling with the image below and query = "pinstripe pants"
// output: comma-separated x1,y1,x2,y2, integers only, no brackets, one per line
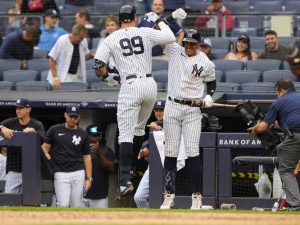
54,170,85,208
134,166,149,208
164,100,202,158
117,77,157,143
5,171,22,193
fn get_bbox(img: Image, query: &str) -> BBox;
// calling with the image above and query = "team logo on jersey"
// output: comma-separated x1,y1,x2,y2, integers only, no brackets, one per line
192,64,204,77
72,135,82,145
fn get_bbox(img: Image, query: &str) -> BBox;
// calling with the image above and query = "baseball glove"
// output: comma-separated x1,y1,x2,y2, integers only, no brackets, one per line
181,98,204,107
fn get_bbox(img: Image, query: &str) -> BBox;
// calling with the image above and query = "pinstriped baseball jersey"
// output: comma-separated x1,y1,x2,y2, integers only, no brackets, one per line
164,43,215,99
94,27,174,79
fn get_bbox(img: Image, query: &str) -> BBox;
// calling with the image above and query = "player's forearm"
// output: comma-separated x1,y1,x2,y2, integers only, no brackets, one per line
157,22,176,44
83,154,92,178
49,58,59,79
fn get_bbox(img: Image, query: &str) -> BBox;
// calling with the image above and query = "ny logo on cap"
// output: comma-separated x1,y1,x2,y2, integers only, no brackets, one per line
188,33,193,38
17,100,21,104
157,101,162,105
72,107,76,112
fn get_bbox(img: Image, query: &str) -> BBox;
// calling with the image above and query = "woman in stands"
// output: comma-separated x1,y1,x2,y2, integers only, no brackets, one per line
225,35,257,63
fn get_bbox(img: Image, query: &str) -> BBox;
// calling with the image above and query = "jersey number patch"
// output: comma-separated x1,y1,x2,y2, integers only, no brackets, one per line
119,36,144,56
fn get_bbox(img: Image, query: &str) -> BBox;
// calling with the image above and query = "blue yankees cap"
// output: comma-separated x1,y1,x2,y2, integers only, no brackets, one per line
16,98,30,108
154,100,165,109
66,105,80,116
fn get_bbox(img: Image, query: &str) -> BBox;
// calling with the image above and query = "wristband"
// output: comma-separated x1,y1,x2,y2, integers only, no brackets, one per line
155,18,163,25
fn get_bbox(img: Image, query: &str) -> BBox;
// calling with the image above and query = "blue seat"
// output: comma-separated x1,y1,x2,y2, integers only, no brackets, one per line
231,28,257,37
249,37,265,50
33,49,48,59
90,81,120,92
0,81,13,91
27,59,49,76
283,61,290,70
3,70,38,83
152,60,168,71
153,70,168,84
225,70,261,85
86,70,101,84
212,49,228,60
210,38,231,50
185,1,209,12
59,82,89,91
216,82,240,92
284,1,300,12
279,37,295,47
94,2,123,14
241,82,275,93
86,60,95,71
16,81,51,91
262,70,296,82
246,59,282,73
40,70,49,81
213,60,244,75
225,1,250,13
253,1,283,13
235,16,264,35
0,59,21,81
215,70,223,82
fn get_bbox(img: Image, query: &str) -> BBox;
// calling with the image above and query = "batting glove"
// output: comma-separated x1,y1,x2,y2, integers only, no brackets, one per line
172,8,187,20
145,12,160,23
103,73,120,86
203,95,214,108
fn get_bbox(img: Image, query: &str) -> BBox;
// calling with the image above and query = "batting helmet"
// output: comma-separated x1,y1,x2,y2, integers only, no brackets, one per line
182,28,201,44
119,5,136,23
287,40,300,77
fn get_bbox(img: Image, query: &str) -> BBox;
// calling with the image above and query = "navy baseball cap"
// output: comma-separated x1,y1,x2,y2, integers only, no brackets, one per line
154,100,165,109
45,9,59,17
66,105,80,116
16,98,30,108
86,124,102,136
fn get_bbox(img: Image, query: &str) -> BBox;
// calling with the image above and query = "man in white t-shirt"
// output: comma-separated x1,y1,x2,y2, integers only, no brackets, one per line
47,23,94,90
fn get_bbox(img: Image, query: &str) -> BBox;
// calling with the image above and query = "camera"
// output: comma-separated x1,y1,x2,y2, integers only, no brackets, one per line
235,100,281,152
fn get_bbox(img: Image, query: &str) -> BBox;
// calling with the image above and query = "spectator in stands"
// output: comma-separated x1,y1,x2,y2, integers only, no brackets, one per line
225,35,257,63
0,25,41,60
75,9,100,49
199,37,216,60
258,30,290,61
134,100,165,208
6,0,27,35
83,125,115,208
41,105,92,207
38,9,67,52
138,0,184,60
48,24,94,90
194,0,234,36
0,147,7,181
0,98,45,193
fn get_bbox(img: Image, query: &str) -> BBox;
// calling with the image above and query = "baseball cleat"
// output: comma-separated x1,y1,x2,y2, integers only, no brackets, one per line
160,192,175,209
115,181,134,200
191,192,202,210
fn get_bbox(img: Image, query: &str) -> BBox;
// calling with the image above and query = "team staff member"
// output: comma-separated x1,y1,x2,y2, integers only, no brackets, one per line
160,28,215,210
83,125,115,208
249,79,300,210
93,5,185,200
0,99,45,193
42,105,92,207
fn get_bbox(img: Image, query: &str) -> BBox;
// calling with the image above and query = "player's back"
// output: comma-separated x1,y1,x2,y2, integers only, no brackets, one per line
103,27,158,77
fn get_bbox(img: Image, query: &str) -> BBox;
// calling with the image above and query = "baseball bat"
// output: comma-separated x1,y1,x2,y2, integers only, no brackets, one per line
212,103,237,108
294,160,300,176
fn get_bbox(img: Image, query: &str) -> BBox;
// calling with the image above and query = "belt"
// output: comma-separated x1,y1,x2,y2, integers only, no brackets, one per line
126,74,152,80
168,96,184,104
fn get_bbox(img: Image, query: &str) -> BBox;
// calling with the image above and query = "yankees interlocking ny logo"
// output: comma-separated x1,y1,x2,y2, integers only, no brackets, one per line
192,64,204,77
72,135,82,145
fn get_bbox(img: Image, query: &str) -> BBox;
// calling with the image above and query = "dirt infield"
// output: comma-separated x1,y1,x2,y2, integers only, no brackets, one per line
1,211,300,225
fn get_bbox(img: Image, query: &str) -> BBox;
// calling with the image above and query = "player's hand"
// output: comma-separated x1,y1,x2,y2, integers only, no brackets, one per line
103,73,120,86
145,12,160,23
172,8,187,20
53,78,61,90
203,95,214,108
147,122,162,131
137,147,150,160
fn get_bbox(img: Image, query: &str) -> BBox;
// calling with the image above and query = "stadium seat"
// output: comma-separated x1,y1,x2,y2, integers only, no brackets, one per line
215,70,223,82
248,37,265,50
27,59,50,75
210,38,231,50
212,60,245,75
157,83,166,92
241,82,275,93
33,49,48,59
0,81,13,91
225,70,261,85
40,70,49,81
0,59,21,81
59,82,89,91
246,59,282,73
94,2,123,14
185,1,209,13
3,70,38,83
262,70,296,82
231,28,257,37
89,81,107,91
284,1,300,12
91,37,101,49
86,70,101,84
279,37,296,47
212,49,228,60
253,1,283,13
225,1,250,13
152,60,168,71
86,60,94,70
153,70,168,84
16,81,51,91
282,61,290,70
216,82,240,92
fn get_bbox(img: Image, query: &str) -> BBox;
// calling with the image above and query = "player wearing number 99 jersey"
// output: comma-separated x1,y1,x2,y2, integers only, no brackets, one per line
93,5,176,200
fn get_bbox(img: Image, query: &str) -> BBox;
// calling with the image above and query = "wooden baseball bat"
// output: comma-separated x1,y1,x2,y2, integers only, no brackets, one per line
212,103,237,108
294,160,300,176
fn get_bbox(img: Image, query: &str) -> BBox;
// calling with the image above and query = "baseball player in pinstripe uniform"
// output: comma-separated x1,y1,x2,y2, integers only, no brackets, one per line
93,5,186,200
160,28,216,209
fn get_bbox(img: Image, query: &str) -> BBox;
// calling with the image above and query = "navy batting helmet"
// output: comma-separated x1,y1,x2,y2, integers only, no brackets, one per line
119,5,136,23
287,40,300,77
182,28,201,44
